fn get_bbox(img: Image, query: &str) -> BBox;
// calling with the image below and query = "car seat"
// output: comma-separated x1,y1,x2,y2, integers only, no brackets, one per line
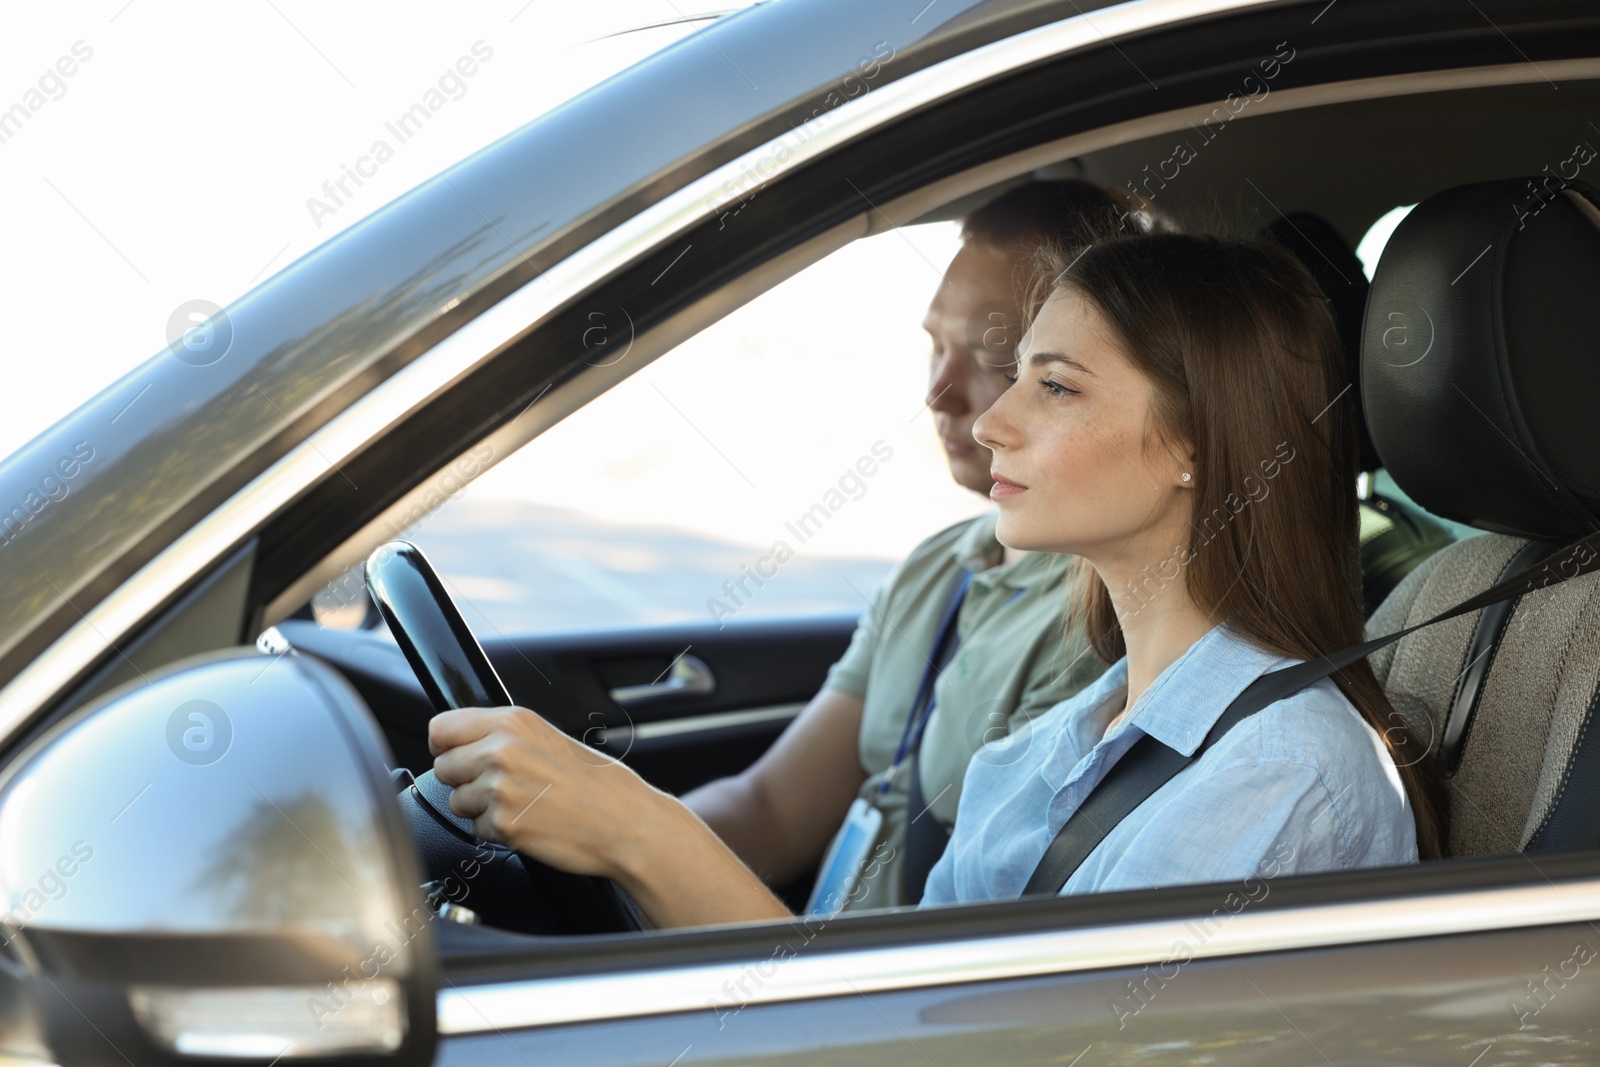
1361,178,1600,856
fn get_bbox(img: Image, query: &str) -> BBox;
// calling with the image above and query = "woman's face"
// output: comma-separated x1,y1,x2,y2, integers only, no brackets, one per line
972,287,1193,570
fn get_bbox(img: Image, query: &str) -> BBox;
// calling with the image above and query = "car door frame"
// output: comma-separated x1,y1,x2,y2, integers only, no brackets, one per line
434,850,1600,1063
407,0,1600,1057
6,0,1595,746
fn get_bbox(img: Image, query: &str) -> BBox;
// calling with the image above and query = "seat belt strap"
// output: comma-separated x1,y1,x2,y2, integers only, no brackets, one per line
1020,528,1600,897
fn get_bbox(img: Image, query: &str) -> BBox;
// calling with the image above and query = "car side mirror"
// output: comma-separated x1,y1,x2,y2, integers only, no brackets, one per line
0,648,436,1065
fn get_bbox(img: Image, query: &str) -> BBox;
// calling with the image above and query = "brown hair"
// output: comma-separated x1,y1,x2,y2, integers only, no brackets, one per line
956,180,1173,361
960,178,1163,252
1030,231,1447,860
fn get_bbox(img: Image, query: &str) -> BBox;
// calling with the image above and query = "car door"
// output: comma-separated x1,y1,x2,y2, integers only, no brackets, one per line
4,1,1600,1065
279,610,859,798
432,852,1600,1067
404,2,1600,1064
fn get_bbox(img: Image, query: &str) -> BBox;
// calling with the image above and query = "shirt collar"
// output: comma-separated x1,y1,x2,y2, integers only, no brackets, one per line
1117,621,1294,757
952,510,1071,590
1042,621,1295,790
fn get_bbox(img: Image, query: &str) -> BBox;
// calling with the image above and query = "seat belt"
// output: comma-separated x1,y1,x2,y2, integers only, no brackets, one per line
1021,528,1600,898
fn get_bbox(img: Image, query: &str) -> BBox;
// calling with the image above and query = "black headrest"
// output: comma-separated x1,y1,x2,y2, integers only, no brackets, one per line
1260,212,1379,472
1361,177,1600,542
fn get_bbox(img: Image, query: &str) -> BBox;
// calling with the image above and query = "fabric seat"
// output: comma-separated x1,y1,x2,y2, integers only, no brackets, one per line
1261,212,1453,618
1359,177,1600,857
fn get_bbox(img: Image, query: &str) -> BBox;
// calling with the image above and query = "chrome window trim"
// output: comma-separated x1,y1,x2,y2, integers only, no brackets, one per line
437,876,1600,1033
0,0,1288,741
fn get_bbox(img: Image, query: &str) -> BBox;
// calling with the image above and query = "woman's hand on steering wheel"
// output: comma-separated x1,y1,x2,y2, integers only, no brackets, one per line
429,704,651,882
428,704,795,928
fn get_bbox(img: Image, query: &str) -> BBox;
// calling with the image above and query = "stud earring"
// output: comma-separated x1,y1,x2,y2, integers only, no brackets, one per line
1180,472,1191,483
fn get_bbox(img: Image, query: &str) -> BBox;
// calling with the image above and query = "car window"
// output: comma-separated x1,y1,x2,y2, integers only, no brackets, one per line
1355,203,1418,280
303,206,1486,636
1370,468,1480,542
313,221,998,635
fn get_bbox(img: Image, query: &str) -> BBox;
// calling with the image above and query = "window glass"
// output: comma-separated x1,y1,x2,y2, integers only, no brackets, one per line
1355,203,1417,280
1370,468,1480,542
331,222,998,635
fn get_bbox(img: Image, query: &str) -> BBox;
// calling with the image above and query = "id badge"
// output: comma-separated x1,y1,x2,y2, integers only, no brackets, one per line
804,797,883,916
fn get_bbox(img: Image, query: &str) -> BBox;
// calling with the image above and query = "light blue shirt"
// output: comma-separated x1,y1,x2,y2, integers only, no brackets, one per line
920,621,1417,904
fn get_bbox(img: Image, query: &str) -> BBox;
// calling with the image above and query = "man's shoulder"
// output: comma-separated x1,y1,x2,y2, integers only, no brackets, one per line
849,513,992,620
863,512,993,614
905,511,996,564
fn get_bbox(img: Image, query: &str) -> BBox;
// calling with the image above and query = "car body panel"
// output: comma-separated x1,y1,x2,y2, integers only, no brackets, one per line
435,921,1600,1065
425,851,1600,1062
278,612,855,796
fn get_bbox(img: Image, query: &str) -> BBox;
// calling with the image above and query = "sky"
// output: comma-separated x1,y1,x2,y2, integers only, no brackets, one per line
1,1,993,581
0,2,748,452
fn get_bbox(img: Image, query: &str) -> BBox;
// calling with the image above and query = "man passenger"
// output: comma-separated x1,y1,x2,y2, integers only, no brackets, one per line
683,180,1151,910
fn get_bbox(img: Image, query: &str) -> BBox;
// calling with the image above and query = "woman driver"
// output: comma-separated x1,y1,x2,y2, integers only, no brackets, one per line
427,232,1446,928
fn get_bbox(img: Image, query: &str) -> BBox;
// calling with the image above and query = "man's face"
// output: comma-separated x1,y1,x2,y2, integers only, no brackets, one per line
973,286,1187,565
921,240,1028,495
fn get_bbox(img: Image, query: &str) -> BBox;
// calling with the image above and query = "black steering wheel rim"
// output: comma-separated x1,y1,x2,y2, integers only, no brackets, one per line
366,539,642,936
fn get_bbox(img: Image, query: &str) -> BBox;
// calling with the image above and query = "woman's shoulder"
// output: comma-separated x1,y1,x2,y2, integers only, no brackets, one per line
1209,672,1406,800
1187,668,1415,867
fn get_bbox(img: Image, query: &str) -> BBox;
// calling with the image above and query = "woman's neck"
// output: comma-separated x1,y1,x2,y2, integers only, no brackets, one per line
1098,557,1218,724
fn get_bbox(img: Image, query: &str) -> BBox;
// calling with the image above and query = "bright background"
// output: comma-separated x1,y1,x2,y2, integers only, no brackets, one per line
2,2,992,634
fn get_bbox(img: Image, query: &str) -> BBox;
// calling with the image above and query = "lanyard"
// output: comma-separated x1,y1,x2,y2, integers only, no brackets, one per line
879,569,973,795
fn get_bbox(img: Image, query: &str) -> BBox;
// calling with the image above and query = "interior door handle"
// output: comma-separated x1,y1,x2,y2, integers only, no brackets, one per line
608,653,715,710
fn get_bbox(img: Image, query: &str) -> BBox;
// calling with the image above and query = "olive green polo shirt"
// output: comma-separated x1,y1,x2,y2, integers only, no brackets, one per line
819,509,1106,912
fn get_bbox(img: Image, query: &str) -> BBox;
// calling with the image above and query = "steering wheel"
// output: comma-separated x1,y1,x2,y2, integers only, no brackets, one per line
365,539,642,936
